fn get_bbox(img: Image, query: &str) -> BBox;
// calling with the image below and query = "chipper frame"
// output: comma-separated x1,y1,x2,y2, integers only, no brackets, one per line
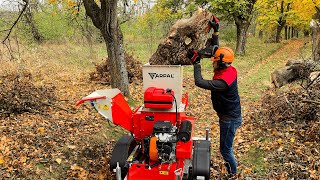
76,65,211,180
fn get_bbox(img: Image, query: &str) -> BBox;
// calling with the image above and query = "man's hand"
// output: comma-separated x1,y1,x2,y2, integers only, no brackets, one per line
187,49,201,64
209,16,219,34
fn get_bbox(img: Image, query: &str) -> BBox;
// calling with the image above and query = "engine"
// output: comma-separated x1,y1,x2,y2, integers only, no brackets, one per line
144,121,178,163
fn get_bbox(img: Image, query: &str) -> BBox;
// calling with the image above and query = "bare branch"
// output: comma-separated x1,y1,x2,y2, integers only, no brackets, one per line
2,0,29,44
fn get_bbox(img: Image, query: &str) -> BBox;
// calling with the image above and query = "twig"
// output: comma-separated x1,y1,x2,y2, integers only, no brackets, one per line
306,71,320,88
284,96,296,115
302,100,320,105
42,102,77,114
2,0,29,44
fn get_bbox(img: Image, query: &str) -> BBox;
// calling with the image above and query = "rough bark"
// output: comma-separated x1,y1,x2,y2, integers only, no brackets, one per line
232,0,256,55
234,19,250,55
24,4,43,43
310,19,320,62
258,30,263,39
149,11,213,65
271,60,316,88
275,1,290,43
83,0,129,96
285,26,288,40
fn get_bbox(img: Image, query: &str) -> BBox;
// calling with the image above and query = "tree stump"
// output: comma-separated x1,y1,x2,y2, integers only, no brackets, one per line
149,10,213,65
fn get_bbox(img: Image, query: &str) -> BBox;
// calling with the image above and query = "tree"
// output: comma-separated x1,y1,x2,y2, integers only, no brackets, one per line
83,0,129,96
209,0,257,55
24,0,43,43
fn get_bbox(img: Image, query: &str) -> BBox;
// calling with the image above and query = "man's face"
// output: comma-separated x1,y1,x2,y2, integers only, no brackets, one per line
213,61,219,70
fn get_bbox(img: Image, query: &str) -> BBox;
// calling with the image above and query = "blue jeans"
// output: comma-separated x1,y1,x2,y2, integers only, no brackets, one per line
219,117,242,175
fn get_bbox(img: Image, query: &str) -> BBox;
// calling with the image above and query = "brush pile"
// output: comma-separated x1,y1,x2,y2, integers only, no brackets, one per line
0,72,56,116
260,83,320,123
90,53,142,85
252,82,320,179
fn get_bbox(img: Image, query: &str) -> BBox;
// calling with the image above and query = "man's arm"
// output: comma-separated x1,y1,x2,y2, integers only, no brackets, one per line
193,64,228,91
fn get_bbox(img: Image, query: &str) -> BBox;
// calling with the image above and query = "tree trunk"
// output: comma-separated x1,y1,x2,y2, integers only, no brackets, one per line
288,27,291,39
258,30,263,39
291,27,294,38
310,19,320,61
304,30,309,37
234,18,250,55
275,23,285,43
24,3,43,43
83,0,130,96
285,26,288,40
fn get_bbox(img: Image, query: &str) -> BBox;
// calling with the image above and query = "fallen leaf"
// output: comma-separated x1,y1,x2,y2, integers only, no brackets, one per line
67,145,77,149
55,158,62,164
290,137,295,143
0,157,4,165
37,127,45,134
71,164,82,170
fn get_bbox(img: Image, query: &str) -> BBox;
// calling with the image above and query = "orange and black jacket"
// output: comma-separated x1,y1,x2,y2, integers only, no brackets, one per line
193,64,241,120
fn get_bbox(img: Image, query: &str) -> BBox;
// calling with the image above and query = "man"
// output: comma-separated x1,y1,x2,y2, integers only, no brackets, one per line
186,16,242,176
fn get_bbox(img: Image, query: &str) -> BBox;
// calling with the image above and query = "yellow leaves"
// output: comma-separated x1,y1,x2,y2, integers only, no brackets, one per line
52,11,57,17
133,0,139,4
244,166,254,174
48,0,57,4
277,138,283,144
20,156,27,163
55,158,62,164
0,157,4,165
290,137,295,143
67,0,77,9
37,127,45,134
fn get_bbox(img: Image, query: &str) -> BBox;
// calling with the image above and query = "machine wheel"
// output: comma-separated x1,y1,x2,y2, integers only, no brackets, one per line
192,140,211,180
110,135,137,179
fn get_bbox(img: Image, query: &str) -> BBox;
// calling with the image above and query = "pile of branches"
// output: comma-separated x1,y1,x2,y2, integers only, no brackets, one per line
252,83,320,178
260,83,320,123
90,53,142,85
0,72,56,116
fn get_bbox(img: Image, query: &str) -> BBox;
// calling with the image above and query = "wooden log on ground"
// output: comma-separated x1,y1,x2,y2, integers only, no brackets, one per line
271,60,316,88
149,10,213,65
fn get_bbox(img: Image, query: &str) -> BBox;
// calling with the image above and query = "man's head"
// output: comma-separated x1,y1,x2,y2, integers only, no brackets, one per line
211,47,234,70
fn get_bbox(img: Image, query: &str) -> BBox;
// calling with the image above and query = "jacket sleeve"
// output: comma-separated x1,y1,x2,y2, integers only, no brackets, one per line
197,34,219,59
193,64,228,91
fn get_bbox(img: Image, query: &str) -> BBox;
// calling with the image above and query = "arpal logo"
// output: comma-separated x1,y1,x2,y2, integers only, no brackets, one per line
148,73,174,79
148,73,157,79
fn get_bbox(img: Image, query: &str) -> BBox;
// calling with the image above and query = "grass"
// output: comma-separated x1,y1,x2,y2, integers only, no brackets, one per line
241,145,268,176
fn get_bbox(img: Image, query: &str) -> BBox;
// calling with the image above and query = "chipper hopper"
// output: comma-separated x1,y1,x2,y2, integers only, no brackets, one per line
76,65,211,180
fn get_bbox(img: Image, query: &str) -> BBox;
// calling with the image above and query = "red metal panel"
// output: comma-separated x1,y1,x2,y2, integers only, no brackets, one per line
176,140,193,159
111,93,133,132
127,160,184,180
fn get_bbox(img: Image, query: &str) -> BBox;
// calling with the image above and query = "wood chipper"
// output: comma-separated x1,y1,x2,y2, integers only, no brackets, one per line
76,65,211,180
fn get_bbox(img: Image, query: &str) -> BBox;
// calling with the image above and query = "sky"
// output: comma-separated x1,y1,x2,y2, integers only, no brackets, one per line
0,0,21,11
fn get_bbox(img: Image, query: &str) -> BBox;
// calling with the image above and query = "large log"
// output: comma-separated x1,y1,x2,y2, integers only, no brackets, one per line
271,60,317,88
149,10,213,65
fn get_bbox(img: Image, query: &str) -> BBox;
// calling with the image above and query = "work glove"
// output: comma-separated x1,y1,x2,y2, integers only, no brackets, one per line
187,49,201,65
209,16,219,35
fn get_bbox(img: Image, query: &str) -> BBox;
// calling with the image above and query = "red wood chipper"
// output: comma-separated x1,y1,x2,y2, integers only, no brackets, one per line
76,65,211,180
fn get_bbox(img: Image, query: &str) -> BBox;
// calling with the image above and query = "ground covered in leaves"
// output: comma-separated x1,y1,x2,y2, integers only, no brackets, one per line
0,39,319,179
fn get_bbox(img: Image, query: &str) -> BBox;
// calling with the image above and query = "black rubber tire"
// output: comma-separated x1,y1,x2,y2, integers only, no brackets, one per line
109,135,137,179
